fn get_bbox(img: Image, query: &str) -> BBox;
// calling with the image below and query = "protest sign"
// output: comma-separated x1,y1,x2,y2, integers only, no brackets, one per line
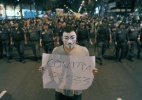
42,53,95,90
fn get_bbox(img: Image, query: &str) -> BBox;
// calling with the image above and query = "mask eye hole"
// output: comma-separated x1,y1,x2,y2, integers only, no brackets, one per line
70,35,75,39
64,36,69,40
71,37,74,39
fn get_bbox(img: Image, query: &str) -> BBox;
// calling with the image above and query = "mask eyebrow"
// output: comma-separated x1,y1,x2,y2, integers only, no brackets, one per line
64,36,69,38
70,35,76,38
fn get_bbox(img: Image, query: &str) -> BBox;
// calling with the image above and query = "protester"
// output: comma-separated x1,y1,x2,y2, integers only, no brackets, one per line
39,25,98,100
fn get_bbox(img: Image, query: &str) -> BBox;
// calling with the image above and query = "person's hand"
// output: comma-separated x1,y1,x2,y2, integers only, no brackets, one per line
24,41,27,45
90,41,93,45
10,42,13,45
40,43,42,47
127,41,130,44
109,39,112,44
39,66,44,73
138,38,141,45
92,68,98,76
57,41,59,45
115,42,117,45
53,37,57,40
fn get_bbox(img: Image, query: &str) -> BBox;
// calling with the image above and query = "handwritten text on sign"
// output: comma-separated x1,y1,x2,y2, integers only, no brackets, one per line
42,53,95,90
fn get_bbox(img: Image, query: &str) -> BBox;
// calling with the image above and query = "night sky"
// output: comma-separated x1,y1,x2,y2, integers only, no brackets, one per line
53,0,82,13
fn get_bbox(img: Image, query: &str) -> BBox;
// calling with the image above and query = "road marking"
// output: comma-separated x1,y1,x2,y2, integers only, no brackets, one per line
117,98,122,100
0,90,7,99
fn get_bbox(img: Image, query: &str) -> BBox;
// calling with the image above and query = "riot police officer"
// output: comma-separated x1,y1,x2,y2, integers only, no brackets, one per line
137,23,142,59
40,23,55,53
127,22,140,61
48,21,58,41
114,22,128,62
27,21,41,62
10,22,27,63
95,20,112,65
77,21,93,47
57,21,66,45
0,24,3,59
1,23,11,62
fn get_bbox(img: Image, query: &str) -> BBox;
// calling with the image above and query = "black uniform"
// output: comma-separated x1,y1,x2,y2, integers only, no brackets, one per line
28,25,40,61
40,29,54,53
96,23,111,65
0,26,3,58
137,28,142,59
49,22,58,37
11,26,25,62
127,24,139,61
1,26,11,62
114,26,128,62
58,26,64,45
77,26,90,47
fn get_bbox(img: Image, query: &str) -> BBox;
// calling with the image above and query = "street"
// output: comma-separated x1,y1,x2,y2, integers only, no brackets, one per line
0,44,142,100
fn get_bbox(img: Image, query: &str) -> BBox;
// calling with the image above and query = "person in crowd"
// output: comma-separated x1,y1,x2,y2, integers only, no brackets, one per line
137,22,142,59
127,21,140,61
1,23,11,63
57,21,66,45
76,21,93,47
40,23,55,53
114,22,128,62
27,20,41,62
39,25,98,100
95,20,112,65
0,24,3,59
10,22,27,63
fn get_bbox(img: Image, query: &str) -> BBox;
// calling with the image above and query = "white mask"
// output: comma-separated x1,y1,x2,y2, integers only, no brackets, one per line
62,31,77,49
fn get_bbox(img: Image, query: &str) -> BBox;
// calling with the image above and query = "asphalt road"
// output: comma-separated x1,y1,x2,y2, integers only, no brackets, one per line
0,44,142,100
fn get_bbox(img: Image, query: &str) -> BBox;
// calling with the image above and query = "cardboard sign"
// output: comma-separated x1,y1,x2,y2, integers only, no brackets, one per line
42,53,95,90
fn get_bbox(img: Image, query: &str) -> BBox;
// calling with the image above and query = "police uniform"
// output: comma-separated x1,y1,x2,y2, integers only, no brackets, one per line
137,27,142,59
28,23,40,61
58,26,64,45
77,25,90,47
127,23,139,61
0,25,3,58
96,21,111,65
40,27,54,53
1,23,11,62
49,22,58,37
11,23,26,63
114,23,128,62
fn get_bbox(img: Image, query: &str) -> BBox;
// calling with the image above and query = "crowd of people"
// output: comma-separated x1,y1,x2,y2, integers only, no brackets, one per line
0,15,141,64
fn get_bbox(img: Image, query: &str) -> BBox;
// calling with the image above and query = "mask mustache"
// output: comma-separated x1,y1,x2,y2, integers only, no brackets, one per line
68,43,72,45
68,43,73,48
